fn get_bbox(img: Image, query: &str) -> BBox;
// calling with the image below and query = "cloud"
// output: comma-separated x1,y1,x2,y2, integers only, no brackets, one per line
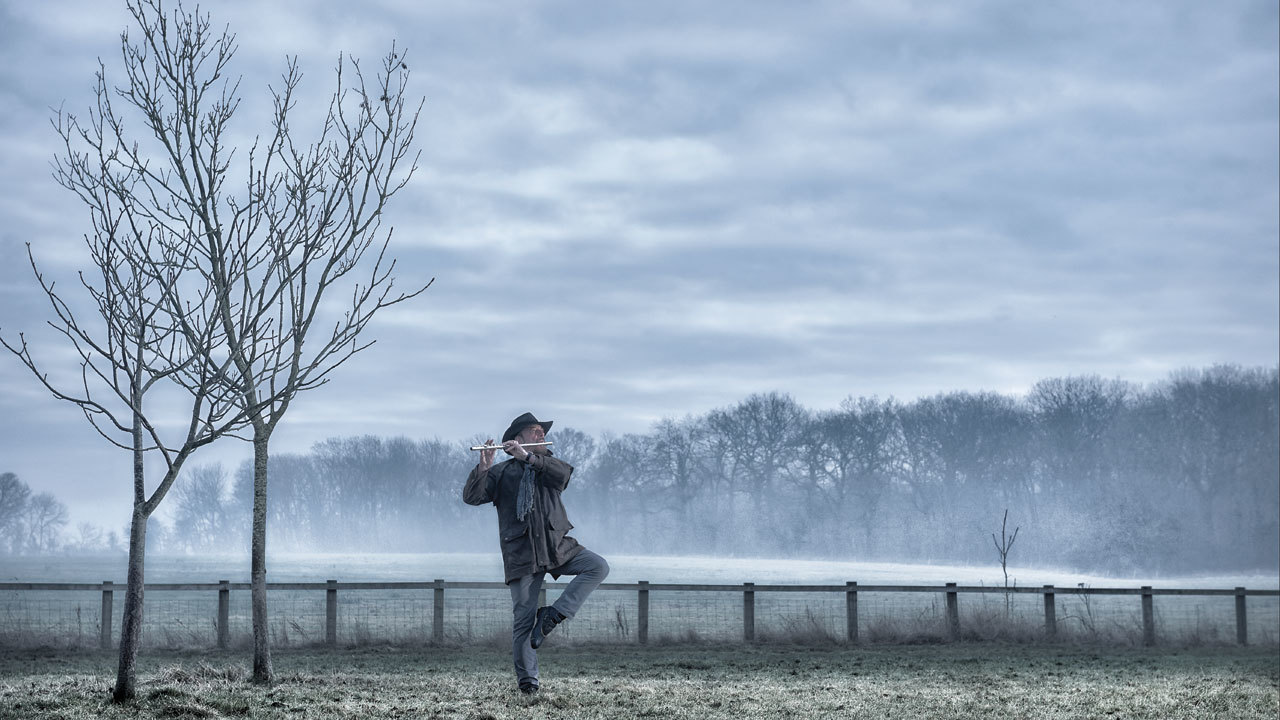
0,0,1275,530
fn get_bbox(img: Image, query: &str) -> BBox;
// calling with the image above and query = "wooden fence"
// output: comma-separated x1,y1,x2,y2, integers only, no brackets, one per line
1,580,1275,649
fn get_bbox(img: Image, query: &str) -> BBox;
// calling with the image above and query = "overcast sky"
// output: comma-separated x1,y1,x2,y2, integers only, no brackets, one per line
1,0,1276,531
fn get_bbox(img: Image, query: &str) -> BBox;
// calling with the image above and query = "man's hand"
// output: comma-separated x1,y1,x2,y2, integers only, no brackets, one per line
502,439,530,461
479,438,497,471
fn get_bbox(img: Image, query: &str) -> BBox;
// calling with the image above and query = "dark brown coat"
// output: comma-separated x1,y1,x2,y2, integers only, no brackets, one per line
462,452,582,583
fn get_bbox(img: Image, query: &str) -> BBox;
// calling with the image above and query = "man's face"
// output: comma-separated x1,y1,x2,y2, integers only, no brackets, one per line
517,424,545,444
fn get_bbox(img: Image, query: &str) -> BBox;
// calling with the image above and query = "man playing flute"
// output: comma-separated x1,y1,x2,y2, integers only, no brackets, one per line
462,412,610,696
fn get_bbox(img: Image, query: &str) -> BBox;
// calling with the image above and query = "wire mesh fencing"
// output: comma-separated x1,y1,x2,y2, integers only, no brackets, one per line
0,581,1275,650
0,589,104,649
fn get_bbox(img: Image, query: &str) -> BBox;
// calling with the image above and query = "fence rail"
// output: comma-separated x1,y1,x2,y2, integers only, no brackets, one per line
2,581,1276,650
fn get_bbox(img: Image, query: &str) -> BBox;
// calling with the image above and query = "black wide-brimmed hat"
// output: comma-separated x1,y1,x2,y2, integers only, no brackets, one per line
502,412,553,443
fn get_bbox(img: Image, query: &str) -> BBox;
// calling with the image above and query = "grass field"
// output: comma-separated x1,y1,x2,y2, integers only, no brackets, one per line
0,643,1275,719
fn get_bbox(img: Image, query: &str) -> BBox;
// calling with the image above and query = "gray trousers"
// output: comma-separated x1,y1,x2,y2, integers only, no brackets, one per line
507,548,609,687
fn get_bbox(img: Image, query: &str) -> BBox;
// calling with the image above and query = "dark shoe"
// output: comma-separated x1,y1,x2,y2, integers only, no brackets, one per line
530,606,564,649
519,682,539,696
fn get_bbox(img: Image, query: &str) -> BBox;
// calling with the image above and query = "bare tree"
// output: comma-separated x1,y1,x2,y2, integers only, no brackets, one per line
213,45,425,685
146,515,172,555
172,463,231,553
71,522,107,553
0,204,237,702
647,418,703,540
992,508,1020,616
0,0,262,699
588,433,653,544
706,393,809,546
21,493,69,554
1029,375,1131,500
230,453,321,551
0,473,31,553
807,397,901,555
100,0,429,682
549,427,598,479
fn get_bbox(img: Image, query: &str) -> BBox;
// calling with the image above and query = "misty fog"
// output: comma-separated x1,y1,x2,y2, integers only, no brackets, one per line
66,365,1270,579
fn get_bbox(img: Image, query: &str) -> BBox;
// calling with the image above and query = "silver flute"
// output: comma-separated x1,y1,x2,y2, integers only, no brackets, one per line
468,441,554,451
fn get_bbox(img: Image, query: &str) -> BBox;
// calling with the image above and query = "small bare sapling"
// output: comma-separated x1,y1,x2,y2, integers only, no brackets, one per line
992,508,1020,616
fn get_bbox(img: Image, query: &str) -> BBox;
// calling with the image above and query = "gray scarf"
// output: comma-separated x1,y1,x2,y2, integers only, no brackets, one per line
515,462,536,521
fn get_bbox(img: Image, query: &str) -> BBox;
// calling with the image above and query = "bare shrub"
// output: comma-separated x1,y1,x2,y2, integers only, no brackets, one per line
762,606,841,645
613,604,631,639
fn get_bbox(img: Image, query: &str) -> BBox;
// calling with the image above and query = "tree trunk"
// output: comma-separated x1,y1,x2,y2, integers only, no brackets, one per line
113,394,149,703
112,506,148,702
251,433,273,683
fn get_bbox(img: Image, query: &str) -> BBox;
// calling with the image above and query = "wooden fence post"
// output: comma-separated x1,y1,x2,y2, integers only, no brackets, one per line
217,580,230,649
433,579,445,643
1235,587,1247,646
1141,586,1155,646
638,581,649,645
1043,585,1056,640
743,583,756,642
846,582,858,644
100,581,113,650
326,580,338,647
945,583,960,640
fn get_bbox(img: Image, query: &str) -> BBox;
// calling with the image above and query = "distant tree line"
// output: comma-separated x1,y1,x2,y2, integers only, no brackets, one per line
7,365,1277,574
0,472,164,556
0,472,72,554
